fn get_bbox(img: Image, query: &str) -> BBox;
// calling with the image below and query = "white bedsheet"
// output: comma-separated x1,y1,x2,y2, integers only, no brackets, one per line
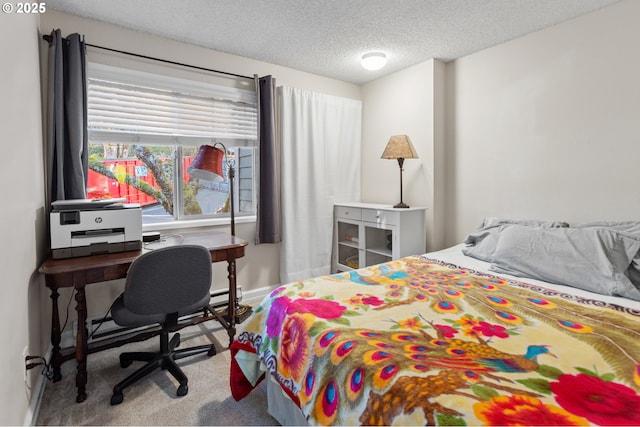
428,244,640,310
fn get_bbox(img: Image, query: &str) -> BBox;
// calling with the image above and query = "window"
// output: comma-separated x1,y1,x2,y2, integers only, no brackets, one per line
86,63,257,227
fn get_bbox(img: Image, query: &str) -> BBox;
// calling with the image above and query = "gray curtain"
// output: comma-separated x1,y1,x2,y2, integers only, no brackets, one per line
254,75,281,244
46,29,88,203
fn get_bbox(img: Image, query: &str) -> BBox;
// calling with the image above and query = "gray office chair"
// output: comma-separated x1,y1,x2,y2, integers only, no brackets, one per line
109,245,216,405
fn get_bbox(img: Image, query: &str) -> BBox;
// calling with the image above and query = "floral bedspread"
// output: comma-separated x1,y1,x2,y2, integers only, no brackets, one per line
231,256,640,425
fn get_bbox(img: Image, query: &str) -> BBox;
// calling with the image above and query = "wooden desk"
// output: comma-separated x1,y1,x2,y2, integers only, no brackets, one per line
38,231,249,403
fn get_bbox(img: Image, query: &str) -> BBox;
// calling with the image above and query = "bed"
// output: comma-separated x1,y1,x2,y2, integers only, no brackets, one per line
230,219,640,425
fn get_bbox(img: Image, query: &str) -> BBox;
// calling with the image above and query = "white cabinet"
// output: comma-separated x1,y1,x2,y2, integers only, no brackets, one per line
333,203,426,273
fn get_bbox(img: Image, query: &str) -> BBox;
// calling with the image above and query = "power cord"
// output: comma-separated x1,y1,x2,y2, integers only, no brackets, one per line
26,294,116,382
25,355,54,381
59,288,75,336
87,300,116,341
25,289,76,382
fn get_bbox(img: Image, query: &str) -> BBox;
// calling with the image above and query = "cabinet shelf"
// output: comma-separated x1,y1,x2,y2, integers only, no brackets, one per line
338,240,359,249
336,262,356,272
366,246,392,257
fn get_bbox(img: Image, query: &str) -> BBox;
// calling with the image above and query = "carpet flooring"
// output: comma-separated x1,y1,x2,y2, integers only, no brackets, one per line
34,323,279,426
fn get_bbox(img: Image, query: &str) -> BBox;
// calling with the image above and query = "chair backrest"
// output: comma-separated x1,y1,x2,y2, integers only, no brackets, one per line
123,245,212,316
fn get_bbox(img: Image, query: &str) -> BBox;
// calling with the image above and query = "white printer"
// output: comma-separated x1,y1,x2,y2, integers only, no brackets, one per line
50,198,143,259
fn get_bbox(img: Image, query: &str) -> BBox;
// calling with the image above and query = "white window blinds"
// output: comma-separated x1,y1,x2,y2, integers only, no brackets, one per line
87,63,257,146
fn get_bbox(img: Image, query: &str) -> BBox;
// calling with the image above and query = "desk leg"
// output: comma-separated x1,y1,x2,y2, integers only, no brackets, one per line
48,287,63,382
74,275,88,403
226,259,237,346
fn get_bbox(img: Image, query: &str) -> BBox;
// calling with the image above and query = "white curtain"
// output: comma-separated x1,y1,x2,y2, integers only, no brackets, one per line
279,86,362,283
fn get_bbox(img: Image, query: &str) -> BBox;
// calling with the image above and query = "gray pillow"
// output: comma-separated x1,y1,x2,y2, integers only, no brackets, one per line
576,221,640,289
489,225,640,301
462,226,505,262
576,221,640,236
462,218,569,262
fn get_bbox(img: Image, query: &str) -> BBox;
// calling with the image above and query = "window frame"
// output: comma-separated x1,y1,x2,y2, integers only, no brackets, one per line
85,62,258,231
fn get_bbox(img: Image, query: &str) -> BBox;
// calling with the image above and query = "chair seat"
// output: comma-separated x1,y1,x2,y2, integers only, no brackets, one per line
111,293,212,328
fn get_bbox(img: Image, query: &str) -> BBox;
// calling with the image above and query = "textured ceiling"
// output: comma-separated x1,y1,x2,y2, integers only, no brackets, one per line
46,0,620,85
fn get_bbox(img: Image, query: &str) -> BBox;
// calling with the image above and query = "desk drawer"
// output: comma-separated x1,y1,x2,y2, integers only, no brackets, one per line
362,208,399,226
335,206,361,221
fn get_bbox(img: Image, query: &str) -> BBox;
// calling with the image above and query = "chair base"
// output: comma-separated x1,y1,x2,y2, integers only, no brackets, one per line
111,332,216,405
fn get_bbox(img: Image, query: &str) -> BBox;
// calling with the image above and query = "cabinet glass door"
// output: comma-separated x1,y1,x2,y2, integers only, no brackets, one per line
336,221,360,270
364,225,392,266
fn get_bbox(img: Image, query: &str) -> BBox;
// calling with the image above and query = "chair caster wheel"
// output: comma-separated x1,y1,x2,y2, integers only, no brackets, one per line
172,333,181,348
177,384,188,397
207,345,217,357
119,355,133,368
111,391,124,405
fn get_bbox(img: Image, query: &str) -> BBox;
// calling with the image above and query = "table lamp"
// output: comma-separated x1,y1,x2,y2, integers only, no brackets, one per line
380,135,418,208
187,143,236,235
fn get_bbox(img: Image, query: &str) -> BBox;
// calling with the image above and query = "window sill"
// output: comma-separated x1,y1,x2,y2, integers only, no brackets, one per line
142,215,256,233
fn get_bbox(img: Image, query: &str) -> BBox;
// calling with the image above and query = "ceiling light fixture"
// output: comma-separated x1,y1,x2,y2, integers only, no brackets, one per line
361,52,387,71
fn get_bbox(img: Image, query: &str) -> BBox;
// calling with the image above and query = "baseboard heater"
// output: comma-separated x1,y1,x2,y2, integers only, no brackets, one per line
69,287,243,347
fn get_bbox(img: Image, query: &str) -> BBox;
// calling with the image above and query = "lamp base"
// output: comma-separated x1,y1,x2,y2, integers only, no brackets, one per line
393,202,410,209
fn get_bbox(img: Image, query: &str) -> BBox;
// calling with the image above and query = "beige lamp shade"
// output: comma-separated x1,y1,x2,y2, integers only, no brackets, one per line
380,135,419,160
381,134,418,208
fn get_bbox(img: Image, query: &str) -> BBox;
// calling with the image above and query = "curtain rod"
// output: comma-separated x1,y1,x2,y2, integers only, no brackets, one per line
42,34,254,81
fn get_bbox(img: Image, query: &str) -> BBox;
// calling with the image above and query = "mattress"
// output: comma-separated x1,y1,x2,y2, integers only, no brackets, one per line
231,243,640,425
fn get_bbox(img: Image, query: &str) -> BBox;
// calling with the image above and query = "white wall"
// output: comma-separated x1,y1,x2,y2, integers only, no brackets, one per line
444,0,640,245
361,59,446,251
362,1,639,250
0,11,47,426
0,10,361,424
7,1,637,423
37,9,361,312
41,10,361,99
